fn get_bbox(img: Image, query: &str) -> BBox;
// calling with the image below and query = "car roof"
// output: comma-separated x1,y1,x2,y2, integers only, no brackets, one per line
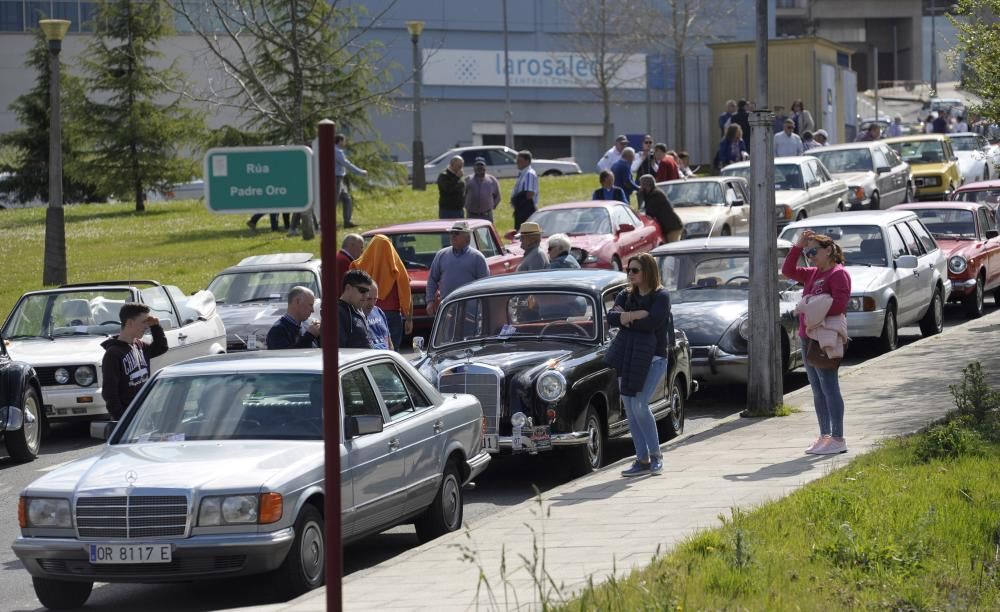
534,201,627,211
883,134,949,143
157,348,389,376
808,142,880,152
893,201,982,213
219,253,320,275
365,218,497,234
445,270,626,302
783,210,917,228
20,284,145,296
651,237,794,255
657,176,745,185
955,179,1000,190
723,156,814,170
948,132,980,138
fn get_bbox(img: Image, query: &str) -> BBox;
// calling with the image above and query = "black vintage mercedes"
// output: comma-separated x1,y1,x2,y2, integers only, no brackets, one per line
414,270,696,475
1,336,43,462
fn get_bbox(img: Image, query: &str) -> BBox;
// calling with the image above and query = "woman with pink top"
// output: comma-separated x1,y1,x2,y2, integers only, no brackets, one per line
782,230,852,455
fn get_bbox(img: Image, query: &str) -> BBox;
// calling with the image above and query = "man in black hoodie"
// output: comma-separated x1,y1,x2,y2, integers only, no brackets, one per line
101,303,169,419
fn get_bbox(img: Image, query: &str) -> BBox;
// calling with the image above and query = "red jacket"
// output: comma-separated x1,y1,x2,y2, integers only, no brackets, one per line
655,156,680,182
335,249,354,294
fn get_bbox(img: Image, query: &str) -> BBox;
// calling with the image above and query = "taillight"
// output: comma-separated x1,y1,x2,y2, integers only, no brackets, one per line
546,409,557,423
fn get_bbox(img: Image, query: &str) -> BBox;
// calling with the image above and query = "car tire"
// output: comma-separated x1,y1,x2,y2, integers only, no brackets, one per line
870,191,881,210
657,377,685,440
721,225,732,236
32,577,93,610
876,303,898,353
568,405,605,476
542,170,562,177
273,504,325,598
415,460,463,543
963,274,985,318
5,386,41,462
919,287,944,337
611,256,622,271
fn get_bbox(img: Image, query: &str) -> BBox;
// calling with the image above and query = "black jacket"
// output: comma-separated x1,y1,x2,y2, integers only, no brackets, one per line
100,325,168,419
605,288,674,396
643,188,683,233
266,315,319,350
437,169,466,212
338,300,373,349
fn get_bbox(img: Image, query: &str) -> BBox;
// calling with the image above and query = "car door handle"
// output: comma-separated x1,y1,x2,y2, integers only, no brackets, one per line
433,420,444,433
177,333,188,341
912,270,920,277
387,438,399,451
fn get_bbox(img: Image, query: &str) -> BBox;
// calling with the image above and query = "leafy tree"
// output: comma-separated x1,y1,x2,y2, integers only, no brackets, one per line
166,0,404,239
951,1,1000,121
0,28,104,204
74,0,204,211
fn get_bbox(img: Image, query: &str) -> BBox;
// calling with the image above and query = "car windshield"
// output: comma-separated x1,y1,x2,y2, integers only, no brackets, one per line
723,165,802,190
119,373,322,442
887,140,946,164
432,292,598,347
529,208,612,235
661,182,724,207
208,270,319,304
809,149,873,173
2,290,133,339
656,251,793,301
911,209,977,239
949,136,977,152
953,189,1000,205
779,225,888,267
382,232,455,269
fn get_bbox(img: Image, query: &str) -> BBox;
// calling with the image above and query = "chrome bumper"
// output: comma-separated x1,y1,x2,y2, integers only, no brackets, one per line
465,450,491,483
41,385,107,420
846,309,886,339
495,430,590,453
13,529,295,583
691,345,749,385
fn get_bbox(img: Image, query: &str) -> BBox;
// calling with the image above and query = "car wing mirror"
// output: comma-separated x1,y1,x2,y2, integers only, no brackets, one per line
733,199,745,206
346,414,383,439
986,229,999,239
894,254,919,269
617,223,635,233
90,421,116,441
876,166,891,174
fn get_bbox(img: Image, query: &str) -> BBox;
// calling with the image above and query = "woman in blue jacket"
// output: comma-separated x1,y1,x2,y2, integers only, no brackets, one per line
591,170,628,203
606,252,674,476
715,124,747,170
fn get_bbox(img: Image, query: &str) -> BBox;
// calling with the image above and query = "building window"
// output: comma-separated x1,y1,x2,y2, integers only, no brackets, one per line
80,1,97,31
26,1,52,25
53,0,78,30
0,1,25,31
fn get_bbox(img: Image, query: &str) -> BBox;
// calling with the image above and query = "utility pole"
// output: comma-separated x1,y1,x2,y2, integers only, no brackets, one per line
930,0,938,94
408,21,426,190
873,46,879,123
502,0,514,149
745,0,782,416
40,19,70,287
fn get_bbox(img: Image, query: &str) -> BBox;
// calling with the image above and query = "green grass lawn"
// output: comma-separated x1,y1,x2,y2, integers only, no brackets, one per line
0,174,597,318
563,434,1000,610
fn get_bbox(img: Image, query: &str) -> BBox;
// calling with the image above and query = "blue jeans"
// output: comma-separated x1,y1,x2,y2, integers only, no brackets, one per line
620,356,667,462
439,208,464,219
802,339,845,438
384,310,404,350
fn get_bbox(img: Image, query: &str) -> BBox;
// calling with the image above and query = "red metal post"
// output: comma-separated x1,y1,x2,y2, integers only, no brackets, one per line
317,119,342,611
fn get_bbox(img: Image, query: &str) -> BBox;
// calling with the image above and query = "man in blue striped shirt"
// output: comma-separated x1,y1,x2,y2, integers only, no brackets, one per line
425,221,490,316
510,150,539,230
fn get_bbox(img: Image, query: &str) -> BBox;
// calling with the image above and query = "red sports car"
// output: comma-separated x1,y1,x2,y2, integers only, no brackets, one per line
364,219,523,336
893,201,1000,317
504,201,663,270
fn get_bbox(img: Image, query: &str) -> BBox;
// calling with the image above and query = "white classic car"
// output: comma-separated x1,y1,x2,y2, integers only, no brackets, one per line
656,177,752,238
401,145,582,184
806,141,914,210
722,156,849,227
12,349,490,609
780,210,952,352
1,281,226,424
949,132,1000,184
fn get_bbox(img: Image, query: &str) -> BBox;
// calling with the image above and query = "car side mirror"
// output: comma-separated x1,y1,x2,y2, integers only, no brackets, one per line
346,414,383,439
504,230,517,241
986,229,999,239
951,156,959,162
876,166,891,174
894,254,919,269
732,199,745,206
617,223,635,233
91,421,116,441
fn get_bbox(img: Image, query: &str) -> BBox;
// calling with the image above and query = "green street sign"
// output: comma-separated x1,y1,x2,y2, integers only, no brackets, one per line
204,146,314,213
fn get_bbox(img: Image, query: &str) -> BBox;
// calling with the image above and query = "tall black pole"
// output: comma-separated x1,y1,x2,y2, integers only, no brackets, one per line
409,21,426,190
502,0,513,148
41,20,70,287
318,119,342,611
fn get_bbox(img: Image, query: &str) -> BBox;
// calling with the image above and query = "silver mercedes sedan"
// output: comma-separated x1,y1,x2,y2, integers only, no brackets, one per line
13,349,489,609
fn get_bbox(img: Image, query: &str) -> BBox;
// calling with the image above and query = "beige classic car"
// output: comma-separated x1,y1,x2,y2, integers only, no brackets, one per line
655,177,752,238
723,156,849,228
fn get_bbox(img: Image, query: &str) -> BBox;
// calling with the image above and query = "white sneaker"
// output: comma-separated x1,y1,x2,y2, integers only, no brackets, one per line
805,436,830,454
814,437,847,455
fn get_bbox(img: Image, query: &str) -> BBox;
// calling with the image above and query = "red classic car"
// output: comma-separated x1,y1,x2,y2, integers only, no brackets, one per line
893,201,1000,316
504,201,662,270
951,179,1000,220
364,220,523,336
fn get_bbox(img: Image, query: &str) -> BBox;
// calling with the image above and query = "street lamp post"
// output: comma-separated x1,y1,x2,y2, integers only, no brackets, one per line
40,19,71,287
407,20,426,191
930,0,938,94
502,0,514,149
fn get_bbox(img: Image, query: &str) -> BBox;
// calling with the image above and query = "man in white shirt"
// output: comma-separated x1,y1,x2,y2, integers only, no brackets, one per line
597,135,629,172
774,118,804,157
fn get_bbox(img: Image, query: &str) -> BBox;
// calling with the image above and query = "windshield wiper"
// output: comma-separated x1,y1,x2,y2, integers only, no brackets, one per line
239,297,280,303
404,260,428,269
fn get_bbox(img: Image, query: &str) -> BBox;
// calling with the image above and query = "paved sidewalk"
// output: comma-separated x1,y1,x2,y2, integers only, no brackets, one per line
254,310,1000,611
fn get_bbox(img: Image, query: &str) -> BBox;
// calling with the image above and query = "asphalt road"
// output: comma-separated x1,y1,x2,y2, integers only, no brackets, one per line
1,301,992,612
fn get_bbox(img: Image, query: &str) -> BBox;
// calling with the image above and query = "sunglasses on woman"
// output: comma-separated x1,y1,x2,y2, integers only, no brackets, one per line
627,267,642,274
804,247,821,258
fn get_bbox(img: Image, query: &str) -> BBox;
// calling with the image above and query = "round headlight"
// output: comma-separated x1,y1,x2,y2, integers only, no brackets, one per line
738,318,750,340
510,411,527,428
221,495,258,524
74,366,95,386
847,297,863,312
948,255,968,274
54,368,70,384
536,370,567,403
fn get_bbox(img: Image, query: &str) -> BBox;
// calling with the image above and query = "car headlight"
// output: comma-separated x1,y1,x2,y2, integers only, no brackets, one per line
846,296,877,312
74,366,95,386
570,247,595,264
411,292,426,307
949,255,968,274
776,205,793,220
25,498,72,528
536,370,567,403
684,221,712,237
921,176,941,187
54,368,70,384
198,495,259,526
510,411,527,428
738,318,750,340
849,186,866,202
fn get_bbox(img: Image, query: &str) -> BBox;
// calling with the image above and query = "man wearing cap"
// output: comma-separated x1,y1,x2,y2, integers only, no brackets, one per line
855,123,882,142
774,118,804,157
813,129,830,146
464,157,501,221
597,135,629,172
425,221,490,316
510,150,539,230
437,156,466,219
516,222,548,272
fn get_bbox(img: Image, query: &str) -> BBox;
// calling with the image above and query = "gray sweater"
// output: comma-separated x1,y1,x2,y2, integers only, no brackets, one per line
517,245,549,271
426,245,490,301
